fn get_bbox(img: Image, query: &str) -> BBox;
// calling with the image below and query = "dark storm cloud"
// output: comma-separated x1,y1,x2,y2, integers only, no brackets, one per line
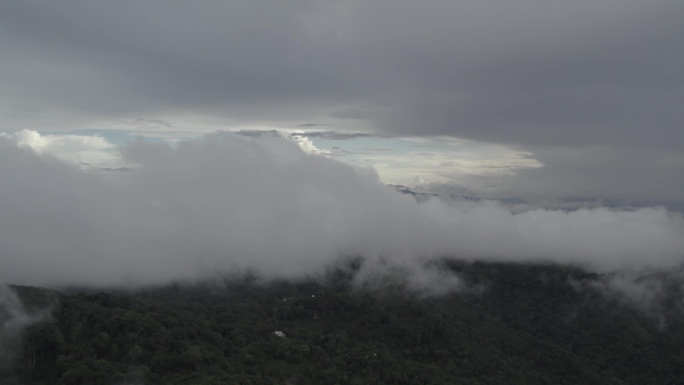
0,0,372,125
369,2,684,150
507,146,684,204
3,0,680,137
1,0,682,202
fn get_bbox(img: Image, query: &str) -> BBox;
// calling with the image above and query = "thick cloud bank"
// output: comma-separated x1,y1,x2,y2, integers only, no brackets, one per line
0,132,683,288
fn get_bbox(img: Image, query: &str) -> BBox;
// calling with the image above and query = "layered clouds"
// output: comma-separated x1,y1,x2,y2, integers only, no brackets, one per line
0,132,682,289
1,1,682,204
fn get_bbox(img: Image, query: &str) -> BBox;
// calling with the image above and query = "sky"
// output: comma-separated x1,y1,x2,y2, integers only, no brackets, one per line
0,1,683,295
0,0,682,206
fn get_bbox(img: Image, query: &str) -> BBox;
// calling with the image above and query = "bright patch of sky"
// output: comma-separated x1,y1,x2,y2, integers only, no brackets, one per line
310,135,542,187
12,128,542,193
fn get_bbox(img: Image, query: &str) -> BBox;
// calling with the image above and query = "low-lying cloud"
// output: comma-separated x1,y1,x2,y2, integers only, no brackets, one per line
0,132,682,290
0,285,47,376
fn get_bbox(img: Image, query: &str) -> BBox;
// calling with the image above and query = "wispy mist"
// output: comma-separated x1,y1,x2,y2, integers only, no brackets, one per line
0,285,45,376
0,132,682,290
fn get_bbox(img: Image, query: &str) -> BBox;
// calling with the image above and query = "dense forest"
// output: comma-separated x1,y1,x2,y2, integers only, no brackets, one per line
2,262,684,385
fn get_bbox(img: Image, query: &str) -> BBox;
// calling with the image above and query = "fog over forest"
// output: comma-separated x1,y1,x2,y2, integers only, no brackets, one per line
1,2,684,382
0,132,682,297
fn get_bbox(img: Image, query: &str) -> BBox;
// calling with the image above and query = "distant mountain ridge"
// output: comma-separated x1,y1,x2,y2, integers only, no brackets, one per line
391,184,684,212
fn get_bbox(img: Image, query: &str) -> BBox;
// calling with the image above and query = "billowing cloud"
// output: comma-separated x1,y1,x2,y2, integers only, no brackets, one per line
0,132,682,290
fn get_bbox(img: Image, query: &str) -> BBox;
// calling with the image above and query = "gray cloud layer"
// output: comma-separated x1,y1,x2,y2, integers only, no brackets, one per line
0,133,682,289
1,1,682,203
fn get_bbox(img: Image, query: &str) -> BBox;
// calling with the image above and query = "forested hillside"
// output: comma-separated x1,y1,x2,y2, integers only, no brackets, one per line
4,262,684,385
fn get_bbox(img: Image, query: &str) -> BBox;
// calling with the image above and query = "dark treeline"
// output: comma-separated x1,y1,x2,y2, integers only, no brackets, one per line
4,262,684,384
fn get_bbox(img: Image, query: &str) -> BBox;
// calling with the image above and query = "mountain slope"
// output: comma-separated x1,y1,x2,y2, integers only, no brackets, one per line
4,262,684,385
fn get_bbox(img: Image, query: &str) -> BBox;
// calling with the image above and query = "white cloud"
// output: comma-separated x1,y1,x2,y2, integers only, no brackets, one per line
289,133,332,156
0,132,682,292
1,130,120,167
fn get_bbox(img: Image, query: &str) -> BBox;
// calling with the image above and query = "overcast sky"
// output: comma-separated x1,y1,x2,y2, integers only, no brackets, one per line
1,0,682,204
